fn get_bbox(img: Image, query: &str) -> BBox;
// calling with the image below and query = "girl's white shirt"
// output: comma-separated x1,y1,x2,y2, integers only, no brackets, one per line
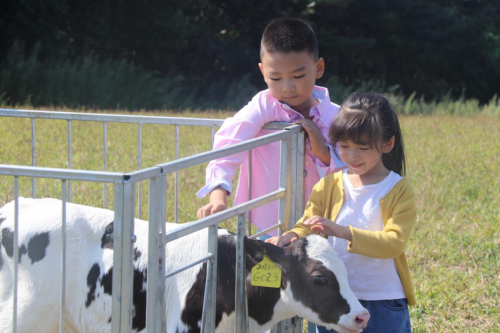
329,169,406,301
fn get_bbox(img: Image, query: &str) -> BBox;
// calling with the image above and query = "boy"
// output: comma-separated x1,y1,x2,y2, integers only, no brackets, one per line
197,17,345,238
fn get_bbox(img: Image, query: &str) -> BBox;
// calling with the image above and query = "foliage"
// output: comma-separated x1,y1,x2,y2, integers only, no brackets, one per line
1,0,499,109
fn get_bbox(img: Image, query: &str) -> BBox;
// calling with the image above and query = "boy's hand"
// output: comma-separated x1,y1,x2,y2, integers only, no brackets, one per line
265,232,298,247
304,216,352,241
293,119,330,165
197,187,228,218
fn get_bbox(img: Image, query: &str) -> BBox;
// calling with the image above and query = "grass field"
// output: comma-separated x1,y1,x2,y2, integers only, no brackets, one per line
0,108,499,332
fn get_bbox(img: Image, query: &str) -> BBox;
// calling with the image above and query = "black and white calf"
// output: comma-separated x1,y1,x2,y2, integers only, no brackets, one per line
0,198,369,333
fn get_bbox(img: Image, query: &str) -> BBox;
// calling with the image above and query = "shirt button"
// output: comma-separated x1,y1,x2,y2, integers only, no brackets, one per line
305,161,309,166
303,170,307,177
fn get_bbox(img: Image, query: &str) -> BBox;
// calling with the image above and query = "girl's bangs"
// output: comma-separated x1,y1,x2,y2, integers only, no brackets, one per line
331,110,380,147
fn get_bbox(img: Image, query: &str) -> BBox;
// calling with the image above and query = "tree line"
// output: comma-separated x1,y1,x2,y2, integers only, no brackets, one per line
1,0,499,110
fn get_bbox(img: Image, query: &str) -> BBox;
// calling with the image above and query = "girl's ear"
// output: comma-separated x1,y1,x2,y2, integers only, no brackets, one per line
382,136,395,153
315,57,325,79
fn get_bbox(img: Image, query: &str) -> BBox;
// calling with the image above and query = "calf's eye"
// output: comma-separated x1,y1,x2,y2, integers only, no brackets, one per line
312,275,327,286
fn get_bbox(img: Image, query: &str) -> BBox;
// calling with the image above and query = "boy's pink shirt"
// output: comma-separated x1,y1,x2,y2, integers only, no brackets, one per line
196,86,345,235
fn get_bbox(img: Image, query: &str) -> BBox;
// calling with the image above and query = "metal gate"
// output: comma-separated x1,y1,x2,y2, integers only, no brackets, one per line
0,108,306,333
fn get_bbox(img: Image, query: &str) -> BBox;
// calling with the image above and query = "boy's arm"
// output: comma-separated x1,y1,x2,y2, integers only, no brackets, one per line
197,94,275,199
293,119,346,177
197,187,228,218
293,119,330,165
348,180,416,259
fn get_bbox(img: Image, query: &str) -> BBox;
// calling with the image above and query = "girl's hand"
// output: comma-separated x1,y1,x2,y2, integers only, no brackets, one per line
293,119,330,165
265,232,298,247
304,216,353,241
304,216,337,236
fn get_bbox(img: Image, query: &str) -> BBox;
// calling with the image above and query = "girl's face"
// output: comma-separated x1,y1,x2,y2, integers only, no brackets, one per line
338,137,394,176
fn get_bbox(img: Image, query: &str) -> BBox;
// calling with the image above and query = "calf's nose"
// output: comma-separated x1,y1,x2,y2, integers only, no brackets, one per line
354,310,370,329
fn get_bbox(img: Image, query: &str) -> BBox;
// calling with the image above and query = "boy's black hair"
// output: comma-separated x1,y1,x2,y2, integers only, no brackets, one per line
260,17,318,60
329,93,407,176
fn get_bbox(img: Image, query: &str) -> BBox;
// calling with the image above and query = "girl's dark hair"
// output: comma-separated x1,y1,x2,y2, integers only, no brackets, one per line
329,93,407,176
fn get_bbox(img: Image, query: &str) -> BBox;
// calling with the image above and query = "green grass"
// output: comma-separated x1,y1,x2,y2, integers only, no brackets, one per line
0,108,499,332
403,116,500,332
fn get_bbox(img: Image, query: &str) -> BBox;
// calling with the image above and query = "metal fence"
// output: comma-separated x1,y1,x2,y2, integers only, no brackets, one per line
0,109,306,333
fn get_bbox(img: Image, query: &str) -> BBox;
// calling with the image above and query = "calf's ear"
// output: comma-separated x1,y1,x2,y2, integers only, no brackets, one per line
261,242,290,271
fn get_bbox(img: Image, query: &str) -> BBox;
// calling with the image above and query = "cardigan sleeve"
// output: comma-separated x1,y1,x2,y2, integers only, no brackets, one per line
285,178,326,239
348,179,416,259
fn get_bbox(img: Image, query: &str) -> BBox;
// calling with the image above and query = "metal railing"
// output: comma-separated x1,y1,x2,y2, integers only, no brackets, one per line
0,108,224,222
0,108,306,333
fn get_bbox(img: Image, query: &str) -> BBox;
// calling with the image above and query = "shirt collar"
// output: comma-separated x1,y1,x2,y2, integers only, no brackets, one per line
277,86,331,117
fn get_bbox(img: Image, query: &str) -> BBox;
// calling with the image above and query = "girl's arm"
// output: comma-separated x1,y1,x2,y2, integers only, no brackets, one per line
267,178,327,247
348,180,417,259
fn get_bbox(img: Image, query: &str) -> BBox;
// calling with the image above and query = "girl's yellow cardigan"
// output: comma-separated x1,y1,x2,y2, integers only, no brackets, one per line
286,170,417,305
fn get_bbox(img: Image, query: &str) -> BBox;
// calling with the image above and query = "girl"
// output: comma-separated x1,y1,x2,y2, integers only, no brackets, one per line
267,92,416,333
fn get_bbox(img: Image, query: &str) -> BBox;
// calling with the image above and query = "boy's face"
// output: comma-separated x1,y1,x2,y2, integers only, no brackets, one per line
259,50,324,115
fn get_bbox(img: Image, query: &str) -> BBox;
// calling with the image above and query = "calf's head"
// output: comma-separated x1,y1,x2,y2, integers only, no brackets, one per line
262,234,370,333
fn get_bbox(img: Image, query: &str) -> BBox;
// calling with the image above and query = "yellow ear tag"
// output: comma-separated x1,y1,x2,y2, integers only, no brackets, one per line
251,255,281,288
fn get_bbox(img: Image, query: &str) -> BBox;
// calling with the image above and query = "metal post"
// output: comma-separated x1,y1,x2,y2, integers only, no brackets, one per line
111,182,124,333
295,131,305,225
210,127,215,149
147,175,162,333
201,224,218,333
67,120,72,202
247,149,252,236
289,132,298,227
120,181,136,332
272,132,303,333
103,122,108,209
157,174,167,332
12,177,19,333
277,139,291,235
175,126,179,223
235,214,248,332
138,123,142,218
59,180,67,333
31,118,36,198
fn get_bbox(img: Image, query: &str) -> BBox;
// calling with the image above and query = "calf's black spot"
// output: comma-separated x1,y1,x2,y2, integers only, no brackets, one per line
134,248,141,261
101,222,114,249
2,228,14,257
0,216,5,227
99,265,147,332
27,232,50,264
2,228,27,262
132,268,147,331
86,263,101,307
101,267,113,296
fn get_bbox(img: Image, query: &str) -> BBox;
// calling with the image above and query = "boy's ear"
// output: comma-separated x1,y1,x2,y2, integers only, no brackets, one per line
315,57,325,79
258,62,264,76
382,136,395,153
